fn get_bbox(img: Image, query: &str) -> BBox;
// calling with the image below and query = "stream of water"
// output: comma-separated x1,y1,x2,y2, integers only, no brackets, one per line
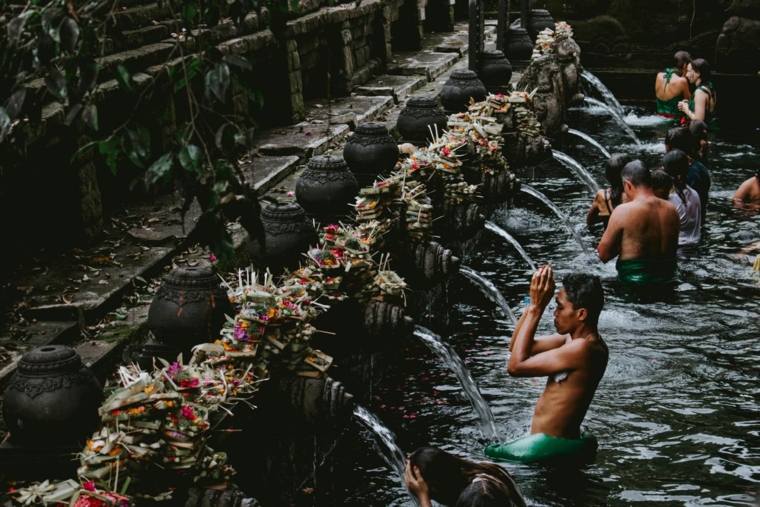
552,149,600,194
459,265,518,325
567,128,612,159
484,221,537,271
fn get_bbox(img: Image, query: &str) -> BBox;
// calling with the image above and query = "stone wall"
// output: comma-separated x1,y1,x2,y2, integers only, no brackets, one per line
0,0,420,274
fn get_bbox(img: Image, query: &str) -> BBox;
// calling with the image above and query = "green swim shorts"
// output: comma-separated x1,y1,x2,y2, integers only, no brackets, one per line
484,431,598,463
616,257,677,285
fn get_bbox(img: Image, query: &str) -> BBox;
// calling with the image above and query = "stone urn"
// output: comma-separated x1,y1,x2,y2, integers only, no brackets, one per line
440,70,488,113
397,96,448,146
528,9,556,40
2,345,103,447
343,123,399,188
296,155,358,224
247,201,319,272
148,266,233,358
505,28,534,61
478,50,513,92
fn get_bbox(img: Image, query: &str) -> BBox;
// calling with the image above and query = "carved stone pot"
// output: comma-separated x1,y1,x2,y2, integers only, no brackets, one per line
528,9,556,40
440,70,488,113
505,28,534,61
396,96,448,146
296,156,358,224
147,266,233,361
478,50,513,92
343,123,399,188
2,345,103,447
247,202,319,272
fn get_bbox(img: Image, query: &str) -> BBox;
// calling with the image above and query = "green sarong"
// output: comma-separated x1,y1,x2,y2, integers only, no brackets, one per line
484,431,598,463
616,257,676,285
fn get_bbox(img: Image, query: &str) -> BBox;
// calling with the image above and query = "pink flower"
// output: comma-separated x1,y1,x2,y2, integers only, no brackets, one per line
83,481,96,492
209,253,217,262
167,362,182,377
181,406,196,420
234,327,248,340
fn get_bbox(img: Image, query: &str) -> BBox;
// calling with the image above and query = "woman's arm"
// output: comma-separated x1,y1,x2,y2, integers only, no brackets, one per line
692,90,707,121
586,191,603,226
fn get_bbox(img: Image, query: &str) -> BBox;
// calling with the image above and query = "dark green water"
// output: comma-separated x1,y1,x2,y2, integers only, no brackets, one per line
316,108,760,506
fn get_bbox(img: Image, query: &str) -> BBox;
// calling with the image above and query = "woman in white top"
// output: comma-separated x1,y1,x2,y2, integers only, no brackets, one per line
662,149,702,247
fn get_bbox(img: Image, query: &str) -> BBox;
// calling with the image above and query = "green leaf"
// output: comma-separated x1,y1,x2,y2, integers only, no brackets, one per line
215,123,235,154
172,58,201,93
115,64,133,93
123,127,150,168
5,89,27,120
99,137,122,175
145,153,173,187
45,67,67,102
135,276,148,285
223,54,252,71
234,128,256,149
0,107,11,144
181,1,199,24
179,144,203,176
70,140,98,164
60,17,79,53
82,104,98,131
65,103,83,125
205,63,230,103
7,11,33,46
290,0,300,13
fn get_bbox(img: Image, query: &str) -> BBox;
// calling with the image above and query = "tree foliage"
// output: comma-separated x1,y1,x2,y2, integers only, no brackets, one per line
0,0,295,262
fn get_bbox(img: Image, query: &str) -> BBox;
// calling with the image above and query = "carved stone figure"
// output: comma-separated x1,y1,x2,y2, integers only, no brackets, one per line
517,35,584,137
716,16,760,72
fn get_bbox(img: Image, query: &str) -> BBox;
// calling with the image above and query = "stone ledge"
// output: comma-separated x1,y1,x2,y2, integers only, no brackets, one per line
355,74,427,103
242,155,302,193
255,123,350,158
389,51,459,81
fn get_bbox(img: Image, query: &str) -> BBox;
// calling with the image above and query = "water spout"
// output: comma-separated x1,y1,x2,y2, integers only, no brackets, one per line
584,97,642,146
581,70,625,117
552,150,600,194
353,405,410,497
567,128,611,159
413,326,500,441
520,184,595,259
484,221,538,271
460,265,518,325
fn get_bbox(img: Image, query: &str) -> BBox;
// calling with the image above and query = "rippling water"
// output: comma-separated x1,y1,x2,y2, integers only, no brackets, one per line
314,107,760,506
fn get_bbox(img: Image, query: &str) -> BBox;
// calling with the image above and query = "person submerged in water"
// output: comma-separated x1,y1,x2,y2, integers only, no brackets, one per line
586,153,631,229
663,150,702,247
678,58,716,125
598,161,680,284
651,169,673,200
405,446,525,507
484,268,608,463
665,126,711,221
655,51,692,119
732,169,760,204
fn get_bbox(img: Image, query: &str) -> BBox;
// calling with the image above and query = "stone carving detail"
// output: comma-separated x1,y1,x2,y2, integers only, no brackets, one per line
363,299,414,341
299,169,357,184
8,370,97,399
517,35,584,137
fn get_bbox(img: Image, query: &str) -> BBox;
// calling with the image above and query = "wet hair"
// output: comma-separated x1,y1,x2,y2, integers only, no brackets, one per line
689,120,708,142
455,477,523,507
665,127,696,156
690,58,712,85
562,273,604,326
621,160,652,188
673,51,692,70
651,169,673,198
408,447,525,507
605,153,631,207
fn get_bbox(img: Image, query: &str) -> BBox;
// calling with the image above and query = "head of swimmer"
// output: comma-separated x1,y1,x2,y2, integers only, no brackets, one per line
553,273,604,334
620,160,652,199
673,51,691,76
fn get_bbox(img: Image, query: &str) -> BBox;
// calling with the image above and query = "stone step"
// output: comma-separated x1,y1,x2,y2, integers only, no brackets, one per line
388,51,460,81
241,155,302,194
354,74,427,104
255,123,350,158
111,3,175,31
303,95,394,130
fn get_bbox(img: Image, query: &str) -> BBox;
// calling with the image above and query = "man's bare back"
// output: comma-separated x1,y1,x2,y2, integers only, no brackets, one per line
599,195,680,261
733,176,760,203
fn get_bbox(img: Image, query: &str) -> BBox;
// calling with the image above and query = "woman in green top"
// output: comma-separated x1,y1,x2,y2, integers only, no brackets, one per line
655,51,692,118
678,59,716,125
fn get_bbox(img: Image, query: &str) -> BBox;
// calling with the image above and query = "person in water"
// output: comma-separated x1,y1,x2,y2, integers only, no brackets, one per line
689,119,710,166
484,268,608,463
655,51,692,118
662,150,702,247
732,169,760,203
651,169,673,200
586,153,631,229
598,161,680,284
405,446,525,507
665,126,711,221
678,58,716,125
455,477,521,507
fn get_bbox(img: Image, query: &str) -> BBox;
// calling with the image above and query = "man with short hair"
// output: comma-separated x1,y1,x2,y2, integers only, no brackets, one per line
598,160,680,284
656,51,692,118
484,267,608,463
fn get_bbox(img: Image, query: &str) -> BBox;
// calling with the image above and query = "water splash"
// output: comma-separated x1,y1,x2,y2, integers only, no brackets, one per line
567,128,611,158
552,150,600,194
353,405,409,495
582,70,625,116
459,265,518,325
623,112,673,128
413,326,500,441
583,97,642,146
484,221,538,271
520,184,595,259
